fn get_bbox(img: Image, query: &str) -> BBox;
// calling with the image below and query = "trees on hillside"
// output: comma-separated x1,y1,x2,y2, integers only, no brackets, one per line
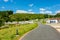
0,18,5,27
0,10,13,27
1,11,60,27
9,14,45,21
55,13,60,17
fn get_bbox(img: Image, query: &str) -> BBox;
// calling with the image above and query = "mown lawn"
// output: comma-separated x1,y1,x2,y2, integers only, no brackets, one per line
0,23,38,40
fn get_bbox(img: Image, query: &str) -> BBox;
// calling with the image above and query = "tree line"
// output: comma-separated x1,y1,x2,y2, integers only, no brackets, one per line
0,11,60,27
0,11,13,26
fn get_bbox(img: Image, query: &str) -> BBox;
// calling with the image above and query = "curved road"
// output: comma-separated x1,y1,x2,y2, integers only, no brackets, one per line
20,24,60,40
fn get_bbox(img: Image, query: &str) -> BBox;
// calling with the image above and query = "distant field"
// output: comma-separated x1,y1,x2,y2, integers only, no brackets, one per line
0,23,38,40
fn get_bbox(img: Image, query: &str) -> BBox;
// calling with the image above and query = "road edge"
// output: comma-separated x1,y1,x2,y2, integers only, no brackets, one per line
19,23,40,40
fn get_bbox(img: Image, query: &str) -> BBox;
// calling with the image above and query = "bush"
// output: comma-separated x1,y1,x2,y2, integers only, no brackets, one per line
0,19,5,27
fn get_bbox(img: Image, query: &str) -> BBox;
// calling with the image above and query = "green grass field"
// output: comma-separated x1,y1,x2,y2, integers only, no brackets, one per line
0,23,38,40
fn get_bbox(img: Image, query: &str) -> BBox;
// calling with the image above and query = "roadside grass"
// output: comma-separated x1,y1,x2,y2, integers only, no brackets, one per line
40,19,46,24
0,23,38,40
42,20,46,24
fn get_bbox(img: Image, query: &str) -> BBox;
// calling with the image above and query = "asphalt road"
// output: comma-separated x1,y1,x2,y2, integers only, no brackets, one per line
21,24,60,40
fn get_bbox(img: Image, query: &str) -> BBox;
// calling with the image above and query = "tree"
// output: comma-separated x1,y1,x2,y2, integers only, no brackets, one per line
0,18,5,27
0,10,13,27
55,13,60,17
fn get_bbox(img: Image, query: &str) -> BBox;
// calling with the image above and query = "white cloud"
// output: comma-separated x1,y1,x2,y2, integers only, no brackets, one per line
45,11,52,14
39,8,46,14
16,10,34,14
29,4,34,7
29,12,34,14
4,0,9,2
2,6,5,9
40,10,52,14
39,8,52,14
16,10,28,13
40,8,46,11
56,10,60,13
40,11,44,13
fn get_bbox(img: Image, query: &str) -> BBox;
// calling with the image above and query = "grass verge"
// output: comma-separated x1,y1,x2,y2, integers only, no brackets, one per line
0,23,38,40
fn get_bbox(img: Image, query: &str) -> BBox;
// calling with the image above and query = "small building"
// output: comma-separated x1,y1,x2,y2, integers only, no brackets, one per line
47,18,60,23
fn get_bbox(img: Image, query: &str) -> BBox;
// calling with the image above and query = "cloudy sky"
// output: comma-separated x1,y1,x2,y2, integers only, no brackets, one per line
0,0,60,14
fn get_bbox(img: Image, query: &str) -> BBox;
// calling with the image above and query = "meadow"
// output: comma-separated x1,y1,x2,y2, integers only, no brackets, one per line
0,23,38,40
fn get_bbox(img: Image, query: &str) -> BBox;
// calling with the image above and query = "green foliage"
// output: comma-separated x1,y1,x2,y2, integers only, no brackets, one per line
0,10,13,27
41,19,46,24
0,18,5,27
0,23,38,40
0,10,60,27
9,14,46,21
0,10,13,21
55,13,60,17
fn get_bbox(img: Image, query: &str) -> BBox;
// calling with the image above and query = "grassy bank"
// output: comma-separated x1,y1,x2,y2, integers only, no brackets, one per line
0,23,38,40
40,19,46,24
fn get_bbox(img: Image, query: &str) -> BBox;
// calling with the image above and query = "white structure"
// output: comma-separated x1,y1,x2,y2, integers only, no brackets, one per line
5,20,34,24
47,20,58,23
47,18,60,23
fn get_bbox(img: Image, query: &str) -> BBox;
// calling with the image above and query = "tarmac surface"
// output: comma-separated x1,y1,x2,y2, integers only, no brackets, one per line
21,24,60,40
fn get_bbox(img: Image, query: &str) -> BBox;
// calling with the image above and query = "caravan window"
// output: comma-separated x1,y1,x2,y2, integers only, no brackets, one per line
50,20,56,23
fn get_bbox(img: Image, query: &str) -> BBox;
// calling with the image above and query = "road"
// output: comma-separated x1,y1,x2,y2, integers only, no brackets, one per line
21,24,60,40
